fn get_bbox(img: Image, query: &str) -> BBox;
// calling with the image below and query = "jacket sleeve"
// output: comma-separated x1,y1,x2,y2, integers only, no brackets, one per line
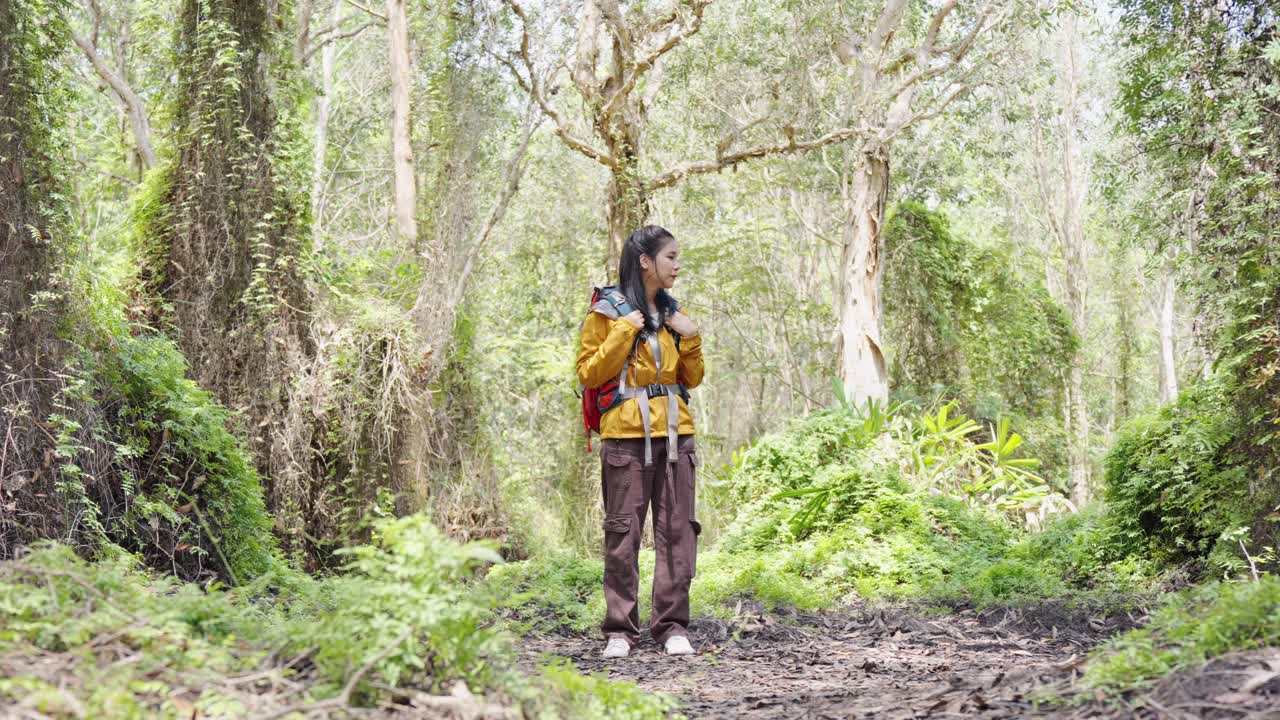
676,328,705,389
577,311,641,387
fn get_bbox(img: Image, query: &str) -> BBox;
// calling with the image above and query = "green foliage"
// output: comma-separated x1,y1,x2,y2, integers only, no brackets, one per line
0,0,74,232
1099,374,1259,573
911,404,1071,525
1086,576,1280,692
484,550,606,634
883,201,1077,427
1115,0,1280,571
538,658,679,720
0,523,674,718
62,333,279,582
683,404,1124,611
297,515,507,693
0,543,276,717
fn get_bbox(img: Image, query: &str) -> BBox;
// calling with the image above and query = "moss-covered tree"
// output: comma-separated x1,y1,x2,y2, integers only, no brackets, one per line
141,0,316,546
0,0,76,550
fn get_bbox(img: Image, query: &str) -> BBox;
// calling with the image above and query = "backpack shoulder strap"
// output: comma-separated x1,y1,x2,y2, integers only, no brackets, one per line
589,285,635,319
663,294,682,351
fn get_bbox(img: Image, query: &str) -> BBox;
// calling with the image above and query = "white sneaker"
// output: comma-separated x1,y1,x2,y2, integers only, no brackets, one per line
602,637,630,659
665,635,695,656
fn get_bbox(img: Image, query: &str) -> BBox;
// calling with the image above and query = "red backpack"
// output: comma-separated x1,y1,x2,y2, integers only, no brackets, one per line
578,286,686,451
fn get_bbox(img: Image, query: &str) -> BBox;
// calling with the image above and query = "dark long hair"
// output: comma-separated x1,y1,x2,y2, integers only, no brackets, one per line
618,225,677,333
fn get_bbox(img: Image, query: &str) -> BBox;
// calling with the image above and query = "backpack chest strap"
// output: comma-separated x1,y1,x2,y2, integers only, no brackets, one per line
616,332,680,466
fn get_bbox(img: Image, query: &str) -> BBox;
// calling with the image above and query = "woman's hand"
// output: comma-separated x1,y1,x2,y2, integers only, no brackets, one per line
621,310,644,329
667,311,699,338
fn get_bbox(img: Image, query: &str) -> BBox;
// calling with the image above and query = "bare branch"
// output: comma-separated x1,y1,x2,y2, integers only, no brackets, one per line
646,126,869,191
500,0,616,168
598,0,711,121
71,31,156,169
343,0,386,22
304,19,380,62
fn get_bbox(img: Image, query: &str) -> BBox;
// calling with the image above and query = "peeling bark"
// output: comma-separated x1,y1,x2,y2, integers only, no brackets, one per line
837,147,890,405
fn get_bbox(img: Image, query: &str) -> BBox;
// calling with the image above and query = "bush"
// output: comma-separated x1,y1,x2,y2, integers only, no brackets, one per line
295,515,508,693
485,549,606,634
692,406,1106,610
59,334,280,582
1099,375,1256,572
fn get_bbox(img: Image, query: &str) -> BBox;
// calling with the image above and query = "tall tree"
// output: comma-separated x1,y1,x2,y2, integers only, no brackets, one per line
1027,13,1091,504
831,0,1025,405
0,0,75,549
145,0,315,530
387,0,416,244
498,0,863,275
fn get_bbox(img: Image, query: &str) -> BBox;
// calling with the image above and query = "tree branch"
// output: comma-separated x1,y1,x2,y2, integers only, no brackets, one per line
499,0,616,168
343,0,386,22
597,0,635,69
570,0,603,101
304,19,380,62
884,2,1003,108
886,80,973,137
598,0,711,122
71,31,156,169
442,105,543,314
646,126,869,191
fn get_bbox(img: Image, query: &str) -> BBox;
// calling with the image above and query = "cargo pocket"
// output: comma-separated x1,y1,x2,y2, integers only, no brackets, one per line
603,513,631,574
602,446,635,517
603,514,631,534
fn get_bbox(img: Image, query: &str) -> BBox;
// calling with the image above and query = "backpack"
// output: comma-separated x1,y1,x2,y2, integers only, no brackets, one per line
579,286,687,453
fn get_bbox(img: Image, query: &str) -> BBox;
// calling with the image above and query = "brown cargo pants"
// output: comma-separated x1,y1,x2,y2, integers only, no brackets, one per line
600,434,701,648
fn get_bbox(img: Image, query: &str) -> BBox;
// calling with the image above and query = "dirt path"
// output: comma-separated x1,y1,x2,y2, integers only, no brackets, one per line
520,603,1139,719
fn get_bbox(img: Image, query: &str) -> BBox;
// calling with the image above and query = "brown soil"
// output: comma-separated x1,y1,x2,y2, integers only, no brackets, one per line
519,603,1280,719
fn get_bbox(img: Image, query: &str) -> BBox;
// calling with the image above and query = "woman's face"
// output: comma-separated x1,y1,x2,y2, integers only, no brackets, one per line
643,239,680,290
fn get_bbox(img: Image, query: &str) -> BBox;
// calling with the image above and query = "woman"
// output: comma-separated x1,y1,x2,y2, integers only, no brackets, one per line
576,225,705,659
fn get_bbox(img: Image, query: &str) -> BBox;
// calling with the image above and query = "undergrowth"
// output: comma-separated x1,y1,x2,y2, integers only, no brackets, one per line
489,404,1158,637
1085,575,1280,693
0,517,673,718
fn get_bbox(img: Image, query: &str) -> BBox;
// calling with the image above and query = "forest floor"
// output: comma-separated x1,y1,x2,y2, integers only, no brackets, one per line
519,601,1280,719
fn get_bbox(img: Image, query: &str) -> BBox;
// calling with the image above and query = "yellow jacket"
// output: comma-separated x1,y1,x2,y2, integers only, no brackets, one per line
576,312,704,439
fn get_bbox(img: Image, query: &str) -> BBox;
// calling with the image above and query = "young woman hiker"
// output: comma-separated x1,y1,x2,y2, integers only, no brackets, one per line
575,225,705,659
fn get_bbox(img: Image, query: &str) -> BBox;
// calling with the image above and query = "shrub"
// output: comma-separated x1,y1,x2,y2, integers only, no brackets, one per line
59,334,279,582
1099,375,1255,572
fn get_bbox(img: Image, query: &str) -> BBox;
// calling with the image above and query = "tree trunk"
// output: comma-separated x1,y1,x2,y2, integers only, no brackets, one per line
387,0,416,245
312,0,340,220
1114,256,1136,424
1058,14,1090,506
605,157,649,276
0,0,79,549
156,0,314,536
1157,254,1178,402
837,146,890,406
